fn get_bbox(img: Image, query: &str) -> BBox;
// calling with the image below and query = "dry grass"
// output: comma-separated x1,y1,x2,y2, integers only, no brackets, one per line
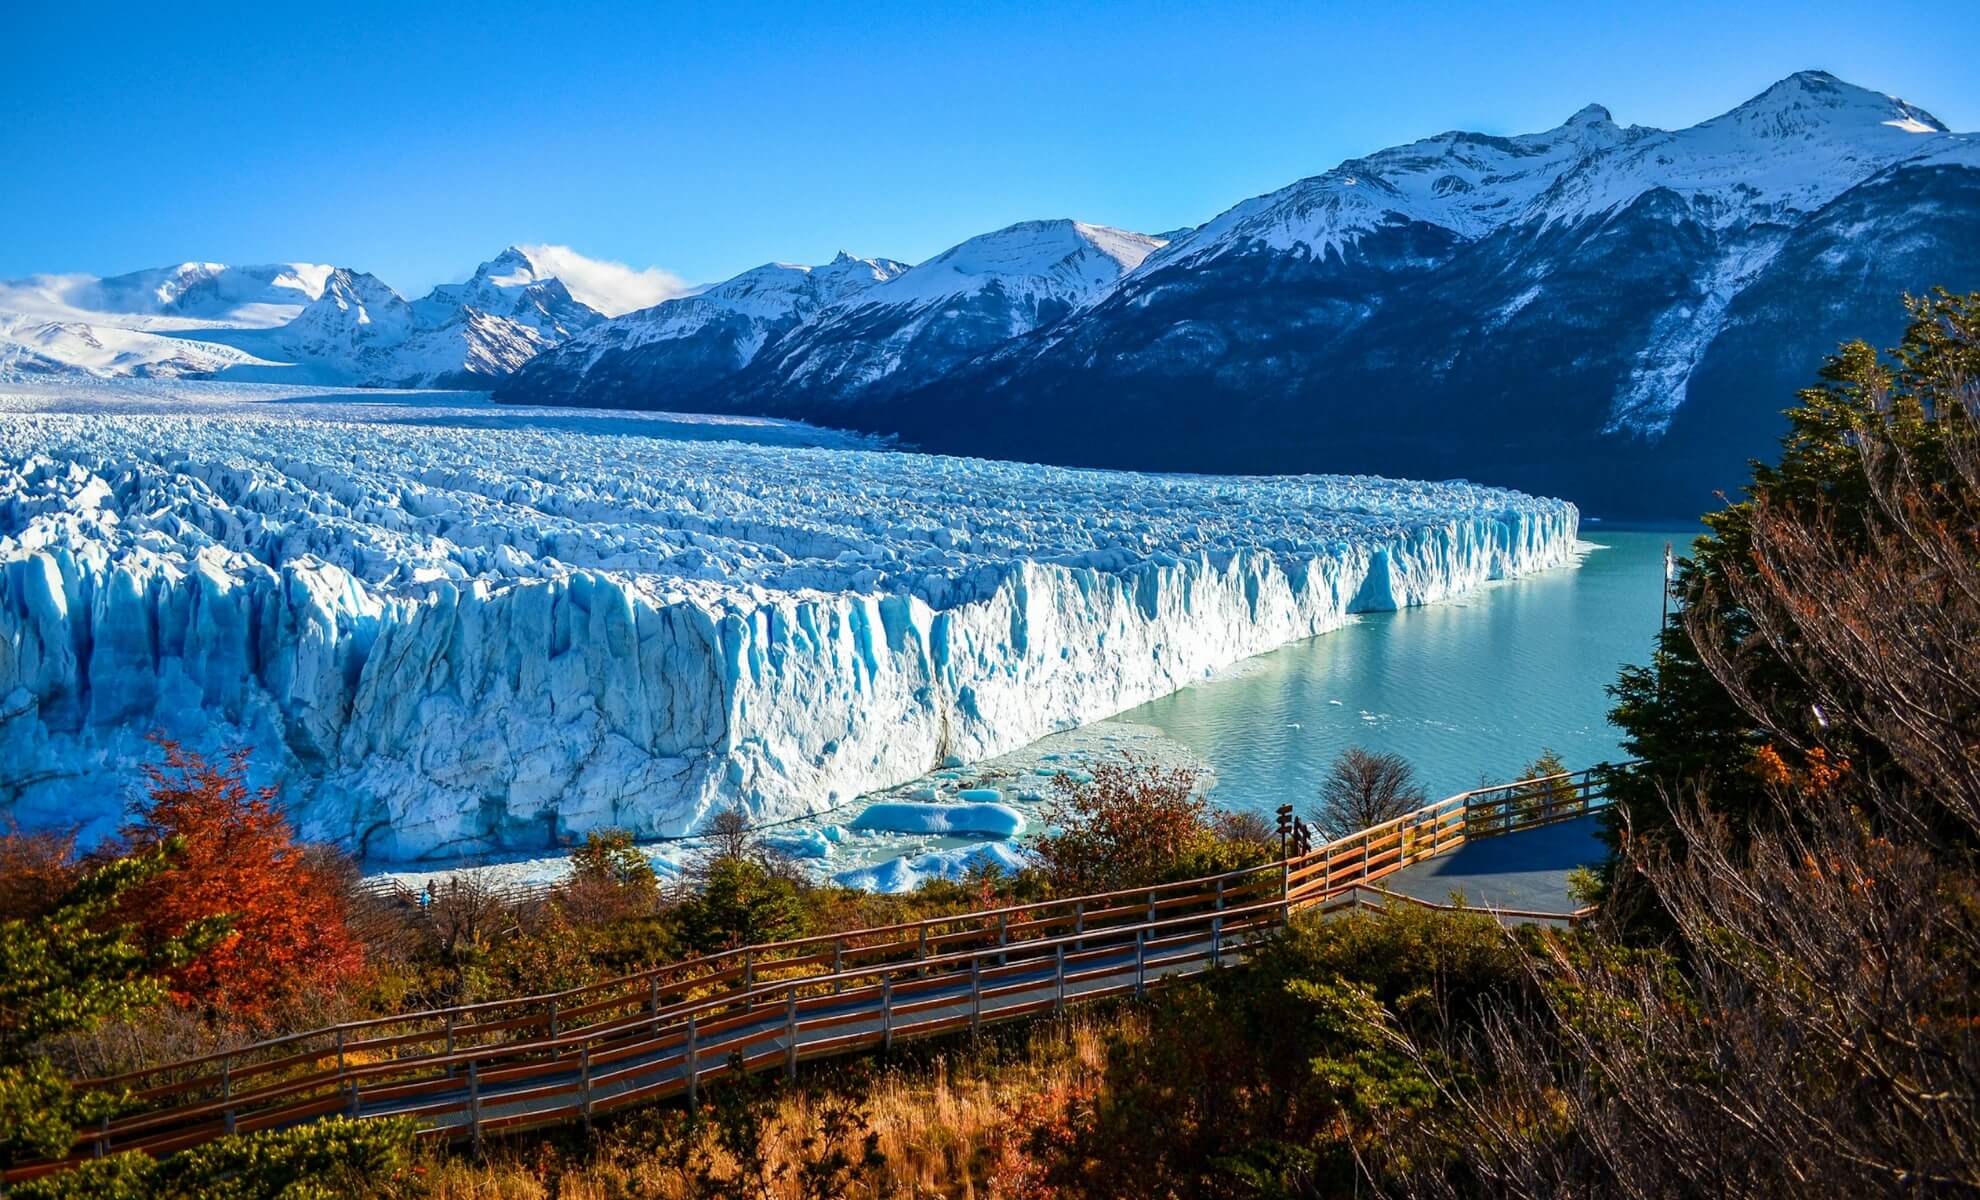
419,1007,1137,1200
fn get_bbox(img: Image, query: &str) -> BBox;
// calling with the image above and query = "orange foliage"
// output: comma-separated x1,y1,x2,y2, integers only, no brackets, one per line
0,824,81,919
1748,744,1851,798
118,738,363,1014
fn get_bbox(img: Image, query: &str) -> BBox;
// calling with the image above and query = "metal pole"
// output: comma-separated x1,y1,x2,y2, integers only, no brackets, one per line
743,950,754,992
580,1047,593,1136
549,1000,559,1039
222,1055,235,1134
1054,943,1066,1015
1073,902,1085,951
1135,929,1146,998
997,910,1008,965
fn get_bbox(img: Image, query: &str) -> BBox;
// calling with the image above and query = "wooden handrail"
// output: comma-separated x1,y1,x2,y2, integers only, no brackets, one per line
9,760,1628,1181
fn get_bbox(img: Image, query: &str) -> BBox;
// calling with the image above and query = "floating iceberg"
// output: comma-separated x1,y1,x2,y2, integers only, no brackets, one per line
0,384,1576,860
849,800,1028,838
833,841,1032,894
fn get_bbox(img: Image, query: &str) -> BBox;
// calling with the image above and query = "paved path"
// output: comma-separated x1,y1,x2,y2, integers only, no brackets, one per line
1381,815,1604,913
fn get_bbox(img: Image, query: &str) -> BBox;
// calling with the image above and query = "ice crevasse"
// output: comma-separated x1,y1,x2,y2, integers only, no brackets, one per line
0,411,1578,860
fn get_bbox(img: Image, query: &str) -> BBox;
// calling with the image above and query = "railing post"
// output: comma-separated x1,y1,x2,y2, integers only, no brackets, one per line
1211,877,1225,967
785,986,799,1079
222,1054,235,1134
743,949,754,992
1074,901,1085,951
96,1114,109,1159
1134,928,1146,998
970,956,983,1036
686,1011,699,1108
997,910,1008,966
335,1027,346,1073
467,1059,483,1160
917,924,928,975
348,1076,362,1117
1147,889,1157,924
648,976,659,1020
549,999,560,1039
1054,943,1066,1015
832,938,844,994
1280,857,1291,922
881,975,894,1051
445,1014,457,1077
580,1046,593,1136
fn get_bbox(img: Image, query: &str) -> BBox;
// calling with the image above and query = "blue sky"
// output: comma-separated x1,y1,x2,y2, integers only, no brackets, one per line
7,0,1975,296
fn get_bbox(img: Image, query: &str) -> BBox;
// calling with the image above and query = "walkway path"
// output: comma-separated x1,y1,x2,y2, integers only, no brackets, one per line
1381,814,1604,913
5,764,1627,1184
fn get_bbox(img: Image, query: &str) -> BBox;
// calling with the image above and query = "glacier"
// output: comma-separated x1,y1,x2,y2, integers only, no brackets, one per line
0,384,1577,862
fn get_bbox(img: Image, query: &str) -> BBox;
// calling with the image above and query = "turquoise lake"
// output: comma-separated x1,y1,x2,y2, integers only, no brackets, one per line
1114,526,1692,812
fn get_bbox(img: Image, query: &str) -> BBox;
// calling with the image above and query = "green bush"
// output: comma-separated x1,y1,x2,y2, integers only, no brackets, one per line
13,1117,421,1199
1048,903,1524,1199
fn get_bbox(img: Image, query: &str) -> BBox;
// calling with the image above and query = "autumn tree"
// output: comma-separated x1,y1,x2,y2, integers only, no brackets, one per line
117,740,363,1017
1034,761,1244,893
1312,747,1425,839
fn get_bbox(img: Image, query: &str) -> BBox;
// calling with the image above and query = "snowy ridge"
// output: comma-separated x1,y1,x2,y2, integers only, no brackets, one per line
0,394,1575,861
736,220,1163,400
1151,104,1635,269
1532,71,1951,230
859,220,1162,309
555,253,906,371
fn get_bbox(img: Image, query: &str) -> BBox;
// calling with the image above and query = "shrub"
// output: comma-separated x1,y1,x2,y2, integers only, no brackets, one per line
12,1116,421,1199
1049,903,1524,1199
1,842,224,1167
1032,761,1227,892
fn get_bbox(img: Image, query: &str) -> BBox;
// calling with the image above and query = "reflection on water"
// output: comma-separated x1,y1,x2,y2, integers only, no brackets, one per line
1115,528,1689,814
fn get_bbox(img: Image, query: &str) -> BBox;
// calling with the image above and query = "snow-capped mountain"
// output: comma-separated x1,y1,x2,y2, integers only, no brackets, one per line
0,261,333,378
0,247,611,387
499,220,1162,411
727,220,1163,408
780,71,1978,518
271,248,606,388
499,252,906,409
76,261,337,326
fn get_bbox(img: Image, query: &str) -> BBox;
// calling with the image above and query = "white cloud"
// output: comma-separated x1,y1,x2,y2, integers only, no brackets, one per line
516,245,692,317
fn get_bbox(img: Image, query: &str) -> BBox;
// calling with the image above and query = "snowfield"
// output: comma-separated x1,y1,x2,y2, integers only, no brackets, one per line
0,383,1576,861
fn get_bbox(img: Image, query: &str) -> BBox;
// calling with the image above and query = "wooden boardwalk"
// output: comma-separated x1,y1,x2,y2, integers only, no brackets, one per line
6,766,1619,1183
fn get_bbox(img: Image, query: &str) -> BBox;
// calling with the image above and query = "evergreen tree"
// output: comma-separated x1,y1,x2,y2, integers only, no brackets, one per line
0,841,225,1166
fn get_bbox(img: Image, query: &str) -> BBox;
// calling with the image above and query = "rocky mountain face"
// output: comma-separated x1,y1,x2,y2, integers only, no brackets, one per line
502,70,1974,518
498,252,907,410
846,73,1978,518
496,223,1163,413
279,248,605,388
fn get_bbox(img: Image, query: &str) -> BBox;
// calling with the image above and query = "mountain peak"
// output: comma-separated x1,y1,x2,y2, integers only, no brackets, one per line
1563,103,1614,128
473,246,549,288
1714,70,1947,137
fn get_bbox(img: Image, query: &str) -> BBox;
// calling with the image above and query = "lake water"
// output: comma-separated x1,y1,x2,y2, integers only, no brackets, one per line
1112,527,1688,814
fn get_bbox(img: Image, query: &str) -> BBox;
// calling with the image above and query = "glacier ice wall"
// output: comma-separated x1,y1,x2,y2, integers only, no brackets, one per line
0,407,1576,860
